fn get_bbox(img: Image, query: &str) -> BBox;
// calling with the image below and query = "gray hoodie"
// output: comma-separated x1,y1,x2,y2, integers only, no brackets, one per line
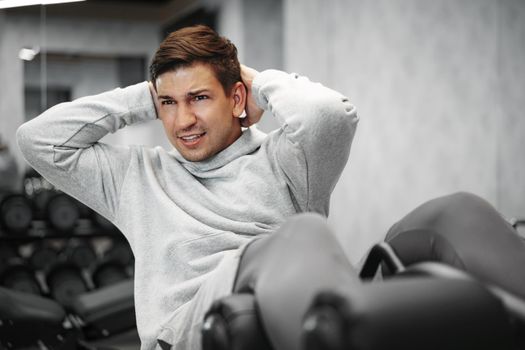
17,69,358,349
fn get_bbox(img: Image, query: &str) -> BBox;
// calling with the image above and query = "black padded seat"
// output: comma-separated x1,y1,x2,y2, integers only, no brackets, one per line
71,278,135,339
0,286,67,348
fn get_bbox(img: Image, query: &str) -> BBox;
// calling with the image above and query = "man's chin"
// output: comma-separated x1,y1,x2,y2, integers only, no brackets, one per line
182,154,209,162
175,147,212,162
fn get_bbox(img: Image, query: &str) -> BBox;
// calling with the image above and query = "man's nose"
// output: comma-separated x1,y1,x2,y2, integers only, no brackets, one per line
176,105,197,130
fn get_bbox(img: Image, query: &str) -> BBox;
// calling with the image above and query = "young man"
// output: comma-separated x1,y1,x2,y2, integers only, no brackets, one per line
17,25,359,349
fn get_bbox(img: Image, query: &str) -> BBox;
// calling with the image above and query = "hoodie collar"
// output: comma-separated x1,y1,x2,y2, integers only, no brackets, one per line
171,127,267,172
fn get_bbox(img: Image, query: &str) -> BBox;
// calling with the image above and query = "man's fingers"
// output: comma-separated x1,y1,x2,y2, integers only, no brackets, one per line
239,64,263,126
240,64,258,90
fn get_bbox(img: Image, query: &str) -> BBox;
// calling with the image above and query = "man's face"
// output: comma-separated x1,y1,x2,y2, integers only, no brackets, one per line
155,63,244,162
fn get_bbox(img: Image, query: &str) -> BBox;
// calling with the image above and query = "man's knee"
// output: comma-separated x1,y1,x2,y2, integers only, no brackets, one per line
388,191,494,239
445,191,486,206
436,191,493,218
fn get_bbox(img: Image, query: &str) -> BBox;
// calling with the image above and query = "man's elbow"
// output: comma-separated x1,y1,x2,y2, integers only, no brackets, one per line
16,123,30,154
318,95,359,130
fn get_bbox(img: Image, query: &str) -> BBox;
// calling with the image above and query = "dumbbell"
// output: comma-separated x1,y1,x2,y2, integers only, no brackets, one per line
46,261,89,309
34,190,80,232
28,242,59,272
61,239,98,270
91,259,129,289
43,240,100,308
46,239,97,307
0,192,33,233
0,258,42,295
88,239,133,288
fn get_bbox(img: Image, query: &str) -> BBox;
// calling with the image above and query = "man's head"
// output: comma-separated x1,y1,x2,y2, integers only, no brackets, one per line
150,25,246,162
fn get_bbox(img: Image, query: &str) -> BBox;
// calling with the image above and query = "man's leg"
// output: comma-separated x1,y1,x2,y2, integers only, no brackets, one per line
234,213,360,350
386,192,525,299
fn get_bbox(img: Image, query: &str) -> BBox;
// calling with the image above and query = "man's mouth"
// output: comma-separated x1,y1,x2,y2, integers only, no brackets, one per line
178,132,206,147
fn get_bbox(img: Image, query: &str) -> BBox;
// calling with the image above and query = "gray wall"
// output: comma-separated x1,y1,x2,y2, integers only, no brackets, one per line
283,0,525,262
217,0,283,132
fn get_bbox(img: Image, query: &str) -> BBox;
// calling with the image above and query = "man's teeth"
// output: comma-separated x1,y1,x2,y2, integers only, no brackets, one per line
181,134,202,141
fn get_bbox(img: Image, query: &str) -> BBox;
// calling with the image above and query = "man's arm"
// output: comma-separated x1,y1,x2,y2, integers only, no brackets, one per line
16,82,157,221
244,67,359,215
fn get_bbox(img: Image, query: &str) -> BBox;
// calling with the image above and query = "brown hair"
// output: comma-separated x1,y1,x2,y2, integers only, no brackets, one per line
149,25,241,96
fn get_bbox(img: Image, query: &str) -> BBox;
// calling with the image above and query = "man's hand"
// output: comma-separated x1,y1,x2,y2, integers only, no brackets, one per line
240,64,264,127
148,81,160,119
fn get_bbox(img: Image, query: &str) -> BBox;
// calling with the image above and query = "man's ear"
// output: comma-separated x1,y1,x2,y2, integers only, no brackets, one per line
231,81,247,118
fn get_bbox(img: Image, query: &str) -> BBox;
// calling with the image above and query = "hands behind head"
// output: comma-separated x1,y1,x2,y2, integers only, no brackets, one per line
240,64,264,128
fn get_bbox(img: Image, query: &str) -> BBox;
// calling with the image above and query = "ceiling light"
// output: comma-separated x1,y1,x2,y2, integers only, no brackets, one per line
0,0,86,10
19,47,40,61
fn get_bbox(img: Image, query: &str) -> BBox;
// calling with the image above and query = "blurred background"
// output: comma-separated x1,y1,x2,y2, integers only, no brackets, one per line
1,0,524,266
0,0,524,348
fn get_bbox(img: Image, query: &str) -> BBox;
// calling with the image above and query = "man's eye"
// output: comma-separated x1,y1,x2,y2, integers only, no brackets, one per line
161,100,175,105
194,95,208,101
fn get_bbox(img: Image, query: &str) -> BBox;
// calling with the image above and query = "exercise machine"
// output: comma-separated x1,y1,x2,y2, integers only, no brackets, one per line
202,220,525,349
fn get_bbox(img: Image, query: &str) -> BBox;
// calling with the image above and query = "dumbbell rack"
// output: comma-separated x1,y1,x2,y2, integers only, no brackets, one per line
0,210,134,311
0,172,139,346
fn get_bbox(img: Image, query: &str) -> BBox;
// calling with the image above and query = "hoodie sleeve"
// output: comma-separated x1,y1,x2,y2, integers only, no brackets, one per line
16,82,157,221
252,70,359,215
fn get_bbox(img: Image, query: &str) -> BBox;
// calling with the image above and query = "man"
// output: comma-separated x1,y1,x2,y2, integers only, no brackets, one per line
17,25,359,349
